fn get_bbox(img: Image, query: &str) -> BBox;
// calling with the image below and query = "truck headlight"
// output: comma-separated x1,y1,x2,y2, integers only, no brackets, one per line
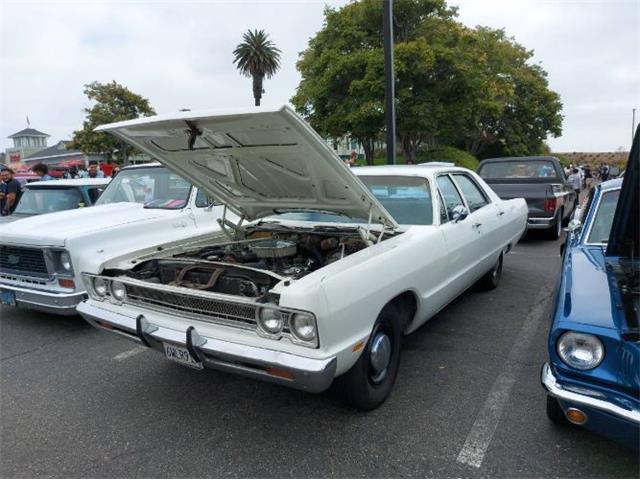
59,252,72,272
258,307,283,334
557,332,604,370
93,277,108,297
291,313,317,342
110,281,127,301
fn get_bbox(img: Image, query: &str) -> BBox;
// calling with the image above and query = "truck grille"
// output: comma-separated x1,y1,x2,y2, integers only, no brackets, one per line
125,284,258,329
0,246,49,278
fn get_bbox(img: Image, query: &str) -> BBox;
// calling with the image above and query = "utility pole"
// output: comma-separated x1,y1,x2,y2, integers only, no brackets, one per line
382,0,396,165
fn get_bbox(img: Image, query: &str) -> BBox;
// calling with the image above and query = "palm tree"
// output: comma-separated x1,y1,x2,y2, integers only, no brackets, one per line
233,29,281,106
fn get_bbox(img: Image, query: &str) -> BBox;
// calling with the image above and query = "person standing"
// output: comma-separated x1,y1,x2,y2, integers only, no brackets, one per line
567,168,582,207
583,166,593,189
345,151,358,167
32,163,55,181
0,168,23,216
81,161,105,178
600,163,610,182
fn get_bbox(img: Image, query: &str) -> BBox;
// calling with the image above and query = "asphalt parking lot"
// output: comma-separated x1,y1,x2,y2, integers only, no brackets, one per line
1,233,638,478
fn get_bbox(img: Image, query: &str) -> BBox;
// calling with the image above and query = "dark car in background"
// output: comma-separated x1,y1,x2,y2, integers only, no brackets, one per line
0,178,110,224
477,156,576,240
541,129,639,449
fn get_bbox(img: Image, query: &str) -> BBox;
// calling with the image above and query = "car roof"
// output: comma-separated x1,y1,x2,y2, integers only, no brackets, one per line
26,178,111,187
121,161,162,170
478,156,559,164
353,164,470,177
599,177,624,191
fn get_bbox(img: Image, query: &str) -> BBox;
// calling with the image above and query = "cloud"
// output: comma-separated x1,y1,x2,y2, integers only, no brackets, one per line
1,0,638,153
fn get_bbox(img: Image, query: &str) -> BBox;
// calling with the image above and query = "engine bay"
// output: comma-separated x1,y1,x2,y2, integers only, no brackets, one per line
123,228,383,299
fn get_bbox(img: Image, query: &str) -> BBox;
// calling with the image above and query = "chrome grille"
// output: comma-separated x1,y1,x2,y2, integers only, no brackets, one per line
0,246,48,277
126,284,258,329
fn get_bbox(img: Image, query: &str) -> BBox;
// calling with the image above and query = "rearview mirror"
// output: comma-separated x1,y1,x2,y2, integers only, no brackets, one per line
452,205,469,223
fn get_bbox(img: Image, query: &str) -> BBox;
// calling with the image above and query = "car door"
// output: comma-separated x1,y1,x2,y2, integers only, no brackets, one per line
450,173,499,271
436,173,483,300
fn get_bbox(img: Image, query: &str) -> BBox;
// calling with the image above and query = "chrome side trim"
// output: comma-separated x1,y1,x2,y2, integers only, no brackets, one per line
541,363,640,424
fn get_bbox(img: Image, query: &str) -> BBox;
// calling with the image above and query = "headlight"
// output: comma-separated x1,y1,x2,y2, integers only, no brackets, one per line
291,313,317,342
110,281,127,301
258,307,283,334
59,252,72,272
557,331,604,370
93,277,108,297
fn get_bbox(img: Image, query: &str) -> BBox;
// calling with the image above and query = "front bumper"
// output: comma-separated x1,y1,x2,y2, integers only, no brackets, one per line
77,301,337,393
0,283,85,315
527,216,555,229
541,362,640,425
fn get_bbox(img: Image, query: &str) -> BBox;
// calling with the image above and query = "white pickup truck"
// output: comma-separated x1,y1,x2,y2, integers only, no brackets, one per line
0,163,227,315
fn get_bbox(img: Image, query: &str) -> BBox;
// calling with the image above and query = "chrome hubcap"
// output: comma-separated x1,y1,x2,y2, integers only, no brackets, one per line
369,332,392,384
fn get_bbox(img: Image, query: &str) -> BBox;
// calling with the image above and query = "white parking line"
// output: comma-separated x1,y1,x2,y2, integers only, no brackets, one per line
456,286,552,469
113,346,148,361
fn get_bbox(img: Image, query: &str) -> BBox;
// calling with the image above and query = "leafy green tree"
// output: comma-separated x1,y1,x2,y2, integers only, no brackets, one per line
233,29,281,106
69,81,155,165
292,0,563,162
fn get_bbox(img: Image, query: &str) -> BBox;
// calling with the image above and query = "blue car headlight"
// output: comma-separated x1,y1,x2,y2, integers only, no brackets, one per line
557,331,604,370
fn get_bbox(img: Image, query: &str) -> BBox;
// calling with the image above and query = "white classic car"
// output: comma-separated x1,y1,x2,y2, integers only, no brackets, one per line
77,106,527,409
0,163,227,315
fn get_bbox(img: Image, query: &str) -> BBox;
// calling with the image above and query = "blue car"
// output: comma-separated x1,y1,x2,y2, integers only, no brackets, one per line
542,129,639,449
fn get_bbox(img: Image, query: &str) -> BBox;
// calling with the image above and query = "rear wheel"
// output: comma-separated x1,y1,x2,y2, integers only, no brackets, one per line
336,304,402,410
546,211,562,240
476,253,503,291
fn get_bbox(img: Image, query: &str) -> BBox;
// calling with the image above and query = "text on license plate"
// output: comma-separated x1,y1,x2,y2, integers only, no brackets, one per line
163,343,203,370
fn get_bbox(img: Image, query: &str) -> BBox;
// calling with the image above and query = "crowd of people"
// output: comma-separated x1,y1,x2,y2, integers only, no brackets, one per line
0,160,120,216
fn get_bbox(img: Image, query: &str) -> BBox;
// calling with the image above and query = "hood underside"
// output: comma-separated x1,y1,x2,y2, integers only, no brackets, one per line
96,106,397,229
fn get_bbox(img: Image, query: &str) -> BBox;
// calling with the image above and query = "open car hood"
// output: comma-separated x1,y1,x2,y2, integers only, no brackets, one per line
606,125,639,258
96,106,398,229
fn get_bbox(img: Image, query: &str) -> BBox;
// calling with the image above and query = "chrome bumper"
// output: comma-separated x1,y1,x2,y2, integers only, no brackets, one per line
527,217,555,229
77,301,337,393
0,283,85,315
541,363,640,424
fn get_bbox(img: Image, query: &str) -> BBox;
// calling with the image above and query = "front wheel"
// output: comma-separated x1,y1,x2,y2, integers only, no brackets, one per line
335,304,402,410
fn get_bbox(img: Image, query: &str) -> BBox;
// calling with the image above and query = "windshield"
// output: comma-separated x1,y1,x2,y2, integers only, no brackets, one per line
587,190,620,244
268,175,433,226
95,166,191,209
479,160,558,179
14,187,84,215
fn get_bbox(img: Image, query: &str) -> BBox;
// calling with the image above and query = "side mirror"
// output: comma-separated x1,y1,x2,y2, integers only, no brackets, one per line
568,219,582,232
452,205,469,223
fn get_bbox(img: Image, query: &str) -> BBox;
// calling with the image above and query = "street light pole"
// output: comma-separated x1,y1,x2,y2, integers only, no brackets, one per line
382,0,396,165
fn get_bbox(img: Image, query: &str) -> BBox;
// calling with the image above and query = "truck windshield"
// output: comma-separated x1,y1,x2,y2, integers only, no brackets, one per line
479,160,558,179
14,187,84,215
95,167,191,209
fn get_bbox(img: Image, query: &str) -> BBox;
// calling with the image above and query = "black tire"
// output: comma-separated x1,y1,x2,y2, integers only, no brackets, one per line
476,253,503,291
546,395,569,425
546,211,562,241
335,304,402,410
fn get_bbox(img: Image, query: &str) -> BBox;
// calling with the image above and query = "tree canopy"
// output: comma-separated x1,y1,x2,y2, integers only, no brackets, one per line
69,81,155,164
291,0,563,164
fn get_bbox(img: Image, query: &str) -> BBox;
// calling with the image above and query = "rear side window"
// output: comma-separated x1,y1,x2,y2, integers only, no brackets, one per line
452,174,489,212
436,175,464,221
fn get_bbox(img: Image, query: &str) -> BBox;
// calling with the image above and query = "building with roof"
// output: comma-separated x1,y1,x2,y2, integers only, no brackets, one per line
5,127,50,165
23,140,100,167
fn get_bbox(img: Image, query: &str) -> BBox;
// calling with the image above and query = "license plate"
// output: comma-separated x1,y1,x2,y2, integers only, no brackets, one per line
0,289,15,307
163,343,203,370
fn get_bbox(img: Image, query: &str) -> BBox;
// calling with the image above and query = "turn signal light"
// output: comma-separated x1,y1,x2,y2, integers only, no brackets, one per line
565,408,588,425
265,367,295,380
58,278,75,288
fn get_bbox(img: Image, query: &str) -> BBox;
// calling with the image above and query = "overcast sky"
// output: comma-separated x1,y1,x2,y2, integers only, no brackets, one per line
1,0,638,153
